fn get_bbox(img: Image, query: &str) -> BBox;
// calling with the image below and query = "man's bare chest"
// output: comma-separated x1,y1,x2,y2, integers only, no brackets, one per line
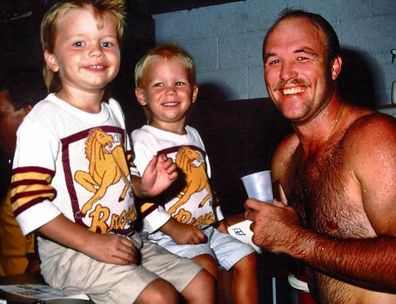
284,143,373,238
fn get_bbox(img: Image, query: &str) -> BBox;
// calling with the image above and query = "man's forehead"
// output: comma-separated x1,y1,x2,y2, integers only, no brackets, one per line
273,17,321,36
265,17,324,51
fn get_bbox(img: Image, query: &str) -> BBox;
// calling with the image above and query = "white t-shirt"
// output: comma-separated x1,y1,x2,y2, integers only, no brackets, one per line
132,125,224,233
12,94,137,236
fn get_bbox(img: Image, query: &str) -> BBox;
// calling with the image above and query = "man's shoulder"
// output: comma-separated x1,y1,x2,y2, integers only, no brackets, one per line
271,133,298,178
346,109,396,143
343,110,396,167
274,133,299,157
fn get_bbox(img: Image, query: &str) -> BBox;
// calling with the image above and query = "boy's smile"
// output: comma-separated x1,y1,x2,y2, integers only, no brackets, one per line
135,58,198,134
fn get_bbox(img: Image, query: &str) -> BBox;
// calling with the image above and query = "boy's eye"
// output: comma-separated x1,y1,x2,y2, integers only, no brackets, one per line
153,83,163,88
72,41,84,48
101,41,114,48
175,81,185,86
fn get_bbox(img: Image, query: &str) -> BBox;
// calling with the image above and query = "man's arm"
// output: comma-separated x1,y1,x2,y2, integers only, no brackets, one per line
245,199,396,290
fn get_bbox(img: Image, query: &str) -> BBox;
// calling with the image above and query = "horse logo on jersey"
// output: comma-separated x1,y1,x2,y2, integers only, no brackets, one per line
75,128,130,215
168,146,212,215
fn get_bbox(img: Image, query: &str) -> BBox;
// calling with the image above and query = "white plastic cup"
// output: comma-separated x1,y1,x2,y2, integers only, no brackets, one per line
241,170,273,203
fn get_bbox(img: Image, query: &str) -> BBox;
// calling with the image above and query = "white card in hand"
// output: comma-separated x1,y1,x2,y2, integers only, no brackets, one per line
227,219,262,253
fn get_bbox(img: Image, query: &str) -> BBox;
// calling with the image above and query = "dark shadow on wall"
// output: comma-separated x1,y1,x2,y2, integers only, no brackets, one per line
188,83,292,216
338,48,381,108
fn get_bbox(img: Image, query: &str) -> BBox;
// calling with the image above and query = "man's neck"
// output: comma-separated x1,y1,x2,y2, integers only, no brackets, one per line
294,97,346,152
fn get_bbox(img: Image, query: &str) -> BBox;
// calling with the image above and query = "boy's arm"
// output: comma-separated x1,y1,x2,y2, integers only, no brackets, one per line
38,214,140,265
215,220,228,233
160,217,207,244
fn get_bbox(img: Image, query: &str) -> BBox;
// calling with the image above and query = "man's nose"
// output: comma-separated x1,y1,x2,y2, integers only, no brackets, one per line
280,61,298,81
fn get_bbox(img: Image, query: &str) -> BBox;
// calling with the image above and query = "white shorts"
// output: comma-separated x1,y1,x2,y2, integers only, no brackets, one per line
38,232,202,304
148,225,255,271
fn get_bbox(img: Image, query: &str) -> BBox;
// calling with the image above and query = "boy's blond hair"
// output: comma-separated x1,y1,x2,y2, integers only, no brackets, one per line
40,0,126,92
134,44,196,89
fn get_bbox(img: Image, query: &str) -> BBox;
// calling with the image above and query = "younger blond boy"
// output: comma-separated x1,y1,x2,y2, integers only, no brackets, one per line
132,44,259,304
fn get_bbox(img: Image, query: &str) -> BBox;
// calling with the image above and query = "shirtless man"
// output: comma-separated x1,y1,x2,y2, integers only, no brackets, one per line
245,9,396,304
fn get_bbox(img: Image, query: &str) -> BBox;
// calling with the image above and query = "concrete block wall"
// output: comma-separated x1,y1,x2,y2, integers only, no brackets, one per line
153,0,396,105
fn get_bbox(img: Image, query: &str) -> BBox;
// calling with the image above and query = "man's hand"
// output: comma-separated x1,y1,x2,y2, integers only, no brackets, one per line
244,198,301,253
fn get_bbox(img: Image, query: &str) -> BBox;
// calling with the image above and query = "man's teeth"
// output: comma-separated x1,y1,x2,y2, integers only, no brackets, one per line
282,87,305,95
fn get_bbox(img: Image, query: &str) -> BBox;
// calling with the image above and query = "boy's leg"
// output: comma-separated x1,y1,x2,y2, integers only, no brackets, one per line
134,278,179,304
207,227,258,304
231,252,258,304
38,238,164,304
180,268,215,304
140,236,215,303
193,254,219,278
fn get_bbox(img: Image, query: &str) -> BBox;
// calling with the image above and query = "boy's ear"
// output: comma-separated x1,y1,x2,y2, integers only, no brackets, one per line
135,88,147,106
44,49,60,72
191,85,199,103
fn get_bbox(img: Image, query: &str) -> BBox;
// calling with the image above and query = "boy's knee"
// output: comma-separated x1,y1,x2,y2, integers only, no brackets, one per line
234,252,257,272
193,254,219,278
136,278,178,304
182,269,215,303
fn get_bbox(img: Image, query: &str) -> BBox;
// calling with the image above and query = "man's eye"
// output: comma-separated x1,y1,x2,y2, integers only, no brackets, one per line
269,59,280,65
297,56,309,61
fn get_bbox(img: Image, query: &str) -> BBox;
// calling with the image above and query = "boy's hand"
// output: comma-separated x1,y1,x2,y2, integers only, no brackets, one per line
86,233,141,265
161,218,207,244
215,220,228,233
139,154,178,197
38,214,141,265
